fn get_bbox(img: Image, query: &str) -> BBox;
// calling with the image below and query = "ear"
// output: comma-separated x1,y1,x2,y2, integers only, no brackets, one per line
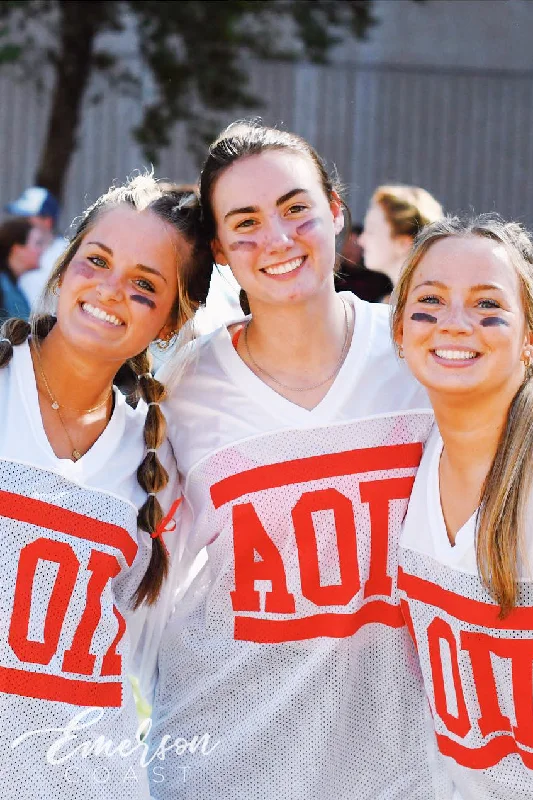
330,191,345,237
212,237,229,267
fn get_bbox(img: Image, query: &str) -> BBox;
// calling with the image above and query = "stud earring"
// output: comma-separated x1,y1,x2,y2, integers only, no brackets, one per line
522,347,533,368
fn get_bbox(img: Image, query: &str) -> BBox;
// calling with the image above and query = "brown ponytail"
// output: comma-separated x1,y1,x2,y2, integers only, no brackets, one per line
128,348,171,608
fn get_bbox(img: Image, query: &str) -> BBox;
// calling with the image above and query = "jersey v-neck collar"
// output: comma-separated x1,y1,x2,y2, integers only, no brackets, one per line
427,430,477,569
14,339,126,482
210,292,373,428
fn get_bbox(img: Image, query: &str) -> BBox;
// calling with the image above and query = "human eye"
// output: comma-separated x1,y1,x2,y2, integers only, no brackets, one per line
134,278,156,293
418,294,441,305
88,255,108,268
287,203,308,215
234,218,257,230
477,298,501,309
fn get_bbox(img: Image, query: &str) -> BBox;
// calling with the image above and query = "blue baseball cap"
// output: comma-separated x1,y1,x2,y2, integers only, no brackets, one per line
5,186,60,221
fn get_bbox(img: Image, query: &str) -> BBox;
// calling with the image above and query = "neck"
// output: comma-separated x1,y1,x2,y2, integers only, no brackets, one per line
246,283,347,371
34,326,119,411
430,390,516,478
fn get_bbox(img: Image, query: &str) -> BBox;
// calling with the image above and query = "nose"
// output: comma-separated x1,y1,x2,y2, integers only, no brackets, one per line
264,215,293,253
439,302,474,334
96,273,124,303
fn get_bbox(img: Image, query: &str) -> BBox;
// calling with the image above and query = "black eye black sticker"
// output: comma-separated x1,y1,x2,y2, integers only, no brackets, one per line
480,317,509,327
411,312,437,324
130,294,156,309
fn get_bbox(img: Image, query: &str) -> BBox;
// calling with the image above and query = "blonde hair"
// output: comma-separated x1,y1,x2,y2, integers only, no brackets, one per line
372,184,443,240
392,214,533,617
0,175,212,608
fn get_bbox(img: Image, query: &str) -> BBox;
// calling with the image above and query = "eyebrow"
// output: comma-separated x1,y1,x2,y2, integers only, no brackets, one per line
223,188,309,221
412,279,505,293
85,241,168,283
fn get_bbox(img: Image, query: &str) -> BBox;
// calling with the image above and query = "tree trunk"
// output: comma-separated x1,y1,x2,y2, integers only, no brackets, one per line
35,1,107,200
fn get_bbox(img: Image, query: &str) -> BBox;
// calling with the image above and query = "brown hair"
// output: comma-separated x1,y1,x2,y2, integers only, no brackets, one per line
372,185,443,240
0,216,34,268
0,175,212,607
391,214,533,616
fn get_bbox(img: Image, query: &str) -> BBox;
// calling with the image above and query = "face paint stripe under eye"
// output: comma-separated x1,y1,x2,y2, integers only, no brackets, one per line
480,316,509,327
411,312,437,324
229,241,258,251
71,260,97,279
296,218,320,235
130,294,156,309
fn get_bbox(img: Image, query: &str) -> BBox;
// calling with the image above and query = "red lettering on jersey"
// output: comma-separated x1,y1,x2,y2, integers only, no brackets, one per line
462,632,533,747
217,444,426,643
62,550,122,675
360,477,414,599
0,490,138,706
401,567,533,769
101,606,126,677
9,538,79,664
427,617,471,738
293,489,360,606
230,502,295,613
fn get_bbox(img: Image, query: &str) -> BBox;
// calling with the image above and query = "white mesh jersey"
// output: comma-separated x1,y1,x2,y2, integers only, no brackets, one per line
0,341,179,800
135,295,453,799
400,425,533,800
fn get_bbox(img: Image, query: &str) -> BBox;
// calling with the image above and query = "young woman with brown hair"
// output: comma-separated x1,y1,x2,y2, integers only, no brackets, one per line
134,122,452,799
0,175,211,799
393,214,533,799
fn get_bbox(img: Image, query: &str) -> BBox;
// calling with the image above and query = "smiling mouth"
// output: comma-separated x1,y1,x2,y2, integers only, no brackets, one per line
80,302,124,327
261,257,305,276
433,348,480,361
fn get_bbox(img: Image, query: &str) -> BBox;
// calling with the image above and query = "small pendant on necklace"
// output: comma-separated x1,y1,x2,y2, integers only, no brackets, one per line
72,449,82,461
51,401,60,410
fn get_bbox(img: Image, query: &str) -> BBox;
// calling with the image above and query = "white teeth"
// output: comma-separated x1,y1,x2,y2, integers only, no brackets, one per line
81,302,123,327
435,349,478,360
263,257,304,275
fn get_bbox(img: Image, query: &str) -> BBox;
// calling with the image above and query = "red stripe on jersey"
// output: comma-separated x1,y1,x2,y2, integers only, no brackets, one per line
437,730,533,770
0,665,121,707
398,568,533,629
0,490,137,565
234,600,404,643
211,443,423,508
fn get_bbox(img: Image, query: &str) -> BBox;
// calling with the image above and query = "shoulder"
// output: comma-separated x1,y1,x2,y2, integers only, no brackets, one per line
344,293,430,413
157,324,232,398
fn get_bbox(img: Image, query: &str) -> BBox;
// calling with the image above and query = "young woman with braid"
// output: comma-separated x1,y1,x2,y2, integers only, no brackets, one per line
0,175,211,800
393,216,533,799
133,122,454,799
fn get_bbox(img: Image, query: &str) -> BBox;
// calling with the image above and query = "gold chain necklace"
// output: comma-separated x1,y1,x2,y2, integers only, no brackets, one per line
32,344,112,461
243,298,350,393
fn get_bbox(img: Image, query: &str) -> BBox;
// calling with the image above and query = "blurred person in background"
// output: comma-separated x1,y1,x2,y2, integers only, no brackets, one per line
360,184,443,299
5,185,67,308
0,216,45,322
335,222,393,302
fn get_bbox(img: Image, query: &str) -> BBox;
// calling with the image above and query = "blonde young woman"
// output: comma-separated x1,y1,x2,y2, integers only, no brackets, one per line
392,215,533,799
133,122,455,799
360,184,443,292
0,176,211,799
